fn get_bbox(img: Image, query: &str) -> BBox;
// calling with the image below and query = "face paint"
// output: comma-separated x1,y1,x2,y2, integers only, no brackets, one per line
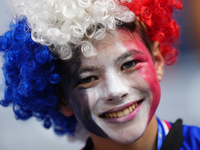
61,29,161,144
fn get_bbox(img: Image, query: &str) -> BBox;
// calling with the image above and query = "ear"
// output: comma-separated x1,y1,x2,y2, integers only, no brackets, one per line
152,41,164,82
59,98,74,117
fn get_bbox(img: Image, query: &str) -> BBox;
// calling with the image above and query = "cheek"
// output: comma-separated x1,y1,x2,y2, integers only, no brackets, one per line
138,63,161,120
69,88,108,138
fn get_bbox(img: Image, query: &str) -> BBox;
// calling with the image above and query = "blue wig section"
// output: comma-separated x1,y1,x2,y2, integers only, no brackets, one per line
0,17,77,135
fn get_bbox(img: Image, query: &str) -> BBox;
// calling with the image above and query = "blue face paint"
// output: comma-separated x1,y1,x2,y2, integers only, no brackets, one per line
60,60,108,138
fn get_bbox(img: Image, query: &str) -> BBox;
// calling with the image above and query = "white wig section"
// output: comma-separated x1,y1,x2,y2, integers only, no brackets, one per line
8,0,135,60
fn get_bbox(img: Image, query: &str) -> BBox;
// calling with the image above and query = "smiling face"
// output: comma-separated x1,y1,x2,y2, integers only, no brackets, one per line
60,29,163,144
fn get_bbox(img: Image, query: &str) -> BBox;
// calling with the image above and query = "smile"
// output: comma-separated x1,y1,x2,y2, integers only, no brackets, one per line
103,101,141,118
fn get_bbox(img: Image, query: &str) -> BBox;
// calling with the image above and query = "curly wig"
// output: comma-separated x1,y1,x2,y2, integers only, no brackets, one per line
0,0,182,136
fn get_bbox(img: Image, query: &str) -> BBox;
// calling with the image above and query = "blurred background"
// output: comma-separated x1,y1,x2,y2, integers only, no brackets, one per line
0,0,200,150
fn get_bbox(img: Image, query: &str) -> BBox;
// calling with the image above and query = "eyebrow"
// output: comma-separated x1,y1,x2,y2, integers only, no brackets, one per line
115,49,144,64
77,66,100,75
69,65,101,81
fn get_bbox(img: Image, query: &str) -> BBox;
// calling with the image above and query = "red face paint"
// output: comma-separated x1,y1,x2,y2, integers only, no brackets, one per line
119,29,161,124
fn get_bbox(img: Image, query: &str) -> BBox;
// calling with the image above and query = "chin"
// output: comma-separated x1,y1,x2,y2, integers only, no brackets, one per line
100,115,149,144
110,132,144,144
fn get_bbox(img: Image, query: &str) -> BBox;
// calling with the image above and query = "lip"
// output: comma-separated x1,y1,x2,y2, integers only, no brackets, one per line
99,99,144,123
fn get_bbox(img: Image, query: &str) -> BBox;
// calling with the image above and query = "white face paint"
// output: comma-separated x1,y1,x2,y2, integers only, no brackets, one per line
61,29,161,144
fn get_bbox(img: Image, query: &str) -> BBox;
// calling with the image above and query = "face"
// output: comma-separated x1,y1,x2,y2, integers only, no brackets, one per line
61,29,161,144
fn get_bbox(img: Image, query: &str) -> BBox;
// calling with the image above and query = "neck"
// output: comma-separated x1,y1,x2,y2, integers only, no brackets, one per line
89,115,158,150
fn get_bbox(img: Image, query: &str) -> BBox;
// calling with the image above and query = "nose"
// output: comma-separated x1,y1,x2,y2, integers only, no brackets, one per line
102,71,129,102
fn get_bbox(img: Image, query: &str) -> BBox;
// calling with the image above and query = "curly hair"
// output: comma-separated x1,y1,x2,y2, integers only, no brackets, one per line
0,18,77,135
0,0,182,136
7,0,135,59
122,0,183,64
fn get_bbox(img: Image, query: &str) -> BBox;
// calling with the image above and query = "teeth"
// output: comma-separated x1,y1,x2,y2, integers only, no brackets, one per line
117,111,124,117
113,112,117,118
109,113,113,118
132,104,135,109
105,102,139,118
123,108,129,116
129,106,133,112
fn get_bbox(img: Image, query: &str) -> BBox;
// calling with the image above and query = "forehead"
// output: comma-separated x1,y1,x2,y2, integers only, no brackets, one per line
63,29,150,71
95,29,146,57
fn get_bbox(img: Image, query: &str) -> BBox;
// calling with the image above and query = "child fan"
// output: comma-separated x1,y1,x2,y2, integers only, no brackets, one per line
1,0,200,149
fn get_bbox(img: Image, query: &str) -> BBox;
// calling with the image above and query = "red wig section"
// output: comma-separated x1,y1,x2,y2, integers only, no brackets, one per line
119,0,183,65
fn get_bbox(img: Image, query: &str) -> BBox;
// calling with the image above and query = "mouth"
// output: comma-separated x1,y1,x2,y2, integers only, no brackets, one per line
100,100,143,118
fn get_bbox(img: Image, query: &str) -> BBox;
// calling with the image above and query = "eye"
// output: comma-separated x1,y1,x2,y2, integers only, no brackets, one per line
79,76,98,84
121,60,137,71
